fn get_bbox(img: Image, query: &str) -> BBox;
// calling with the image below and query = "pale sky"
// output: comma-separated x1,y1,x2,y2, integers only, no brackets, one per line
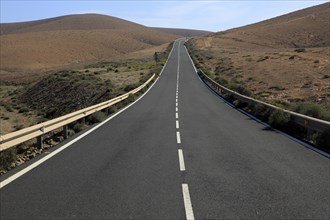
1,1,328,32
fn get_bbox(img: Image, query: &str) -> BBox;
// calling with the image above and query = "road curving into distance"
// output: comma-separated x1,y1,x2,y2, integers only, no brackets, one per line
1,39,329,220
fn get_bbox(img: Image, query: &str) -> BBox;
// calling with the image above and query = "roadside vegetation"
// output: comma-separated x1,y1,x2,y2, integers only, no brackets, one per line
0,42,173,174
185,41,330,153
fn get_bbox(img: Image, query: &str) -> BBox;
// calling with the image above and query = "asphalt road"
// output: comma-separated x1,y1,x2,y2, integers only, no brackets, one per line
1,39,329,220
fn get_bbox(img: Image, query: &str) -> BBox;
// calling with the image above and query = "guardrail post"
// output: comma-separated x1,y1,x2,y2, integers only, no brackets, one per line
37,136,43,149
63,125,68,139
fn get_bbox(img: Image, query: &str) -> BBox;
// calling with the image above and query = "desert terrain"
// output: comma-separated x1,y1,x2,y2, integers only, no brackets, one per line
0,14,210,134
187,3,330,118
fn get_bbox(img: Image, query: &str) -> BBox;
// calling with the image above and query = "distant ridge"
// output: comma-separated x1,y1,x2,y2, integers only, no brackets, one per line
152,27,211,37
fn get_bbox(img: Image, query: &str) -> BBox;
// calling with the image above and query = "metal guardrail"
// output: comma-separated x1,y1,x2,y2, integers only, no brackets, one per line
198,70,330,134
0,74,155,152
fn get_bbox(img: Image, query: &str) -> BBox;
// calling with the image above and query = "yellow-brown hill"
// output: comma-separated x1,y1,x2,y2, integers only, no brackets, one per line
0,14,181,73
189,3,330,108
202,2,330,48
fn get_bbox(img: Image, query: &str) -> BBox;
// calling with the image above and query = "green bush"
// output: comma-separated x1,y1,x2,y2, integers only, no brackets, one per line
225,82,251,97
253,103,271,121
72,123,88,133
290,102,330,121
236,85,252,97
87,111,107,124
268,109,291,128
126,94,135,103
214,76,228,86
124,84,136,92
18,107,29,113
233,100,247,108
0,148,17,170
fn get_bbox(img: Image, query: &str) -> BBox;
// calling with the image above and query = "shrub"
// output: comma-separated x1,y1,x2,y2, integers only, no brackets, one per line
124,84,136,92
59,71,70,77
105,79,113,87
253,103,272,121
290,102,330,121
315,129,330,152
18,107,29,113
294,48,306,53
233,100,247,108
126,94,135,103
0,148,17,170
106,106,116,115
236,85,252,97
72,123,88,133
2,116,9,120
87,111,107,124
268,109,291,128
214,76,228,86
14,124,24,131
45,108,57,119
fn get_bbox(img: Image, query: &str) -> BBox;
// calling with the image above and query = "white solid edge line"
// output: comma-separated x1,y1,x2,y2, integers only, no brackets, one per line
183,43,330,158
176,131,181,144
182,184,195,220
176,120,180,129
236,108,330,158
178,149,186,171
184,45,197,73
0,41,178,189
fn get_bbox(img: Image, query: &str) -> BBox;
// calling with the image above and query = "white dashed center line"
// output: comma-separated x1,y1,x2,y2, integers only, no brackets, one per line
176,131,181,144
175,41,195,220
178,149,186,171
182,184,195,220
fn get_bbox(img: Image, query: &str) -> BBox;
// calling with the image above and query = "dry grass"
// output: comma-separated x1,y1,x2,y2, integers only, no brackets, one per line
188,3,330,110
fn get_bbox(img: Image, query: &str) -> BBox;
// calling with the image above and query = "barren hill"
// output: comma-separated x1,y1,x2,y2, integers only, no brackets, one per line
0,14,147,35
152,27,211,37
202,2,330,48
0,14,180,73
188,3,330,108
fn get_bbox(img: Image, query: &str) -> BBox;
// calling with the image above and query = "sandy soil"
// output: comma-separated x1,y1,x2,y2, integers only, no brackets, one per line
189,3,330,108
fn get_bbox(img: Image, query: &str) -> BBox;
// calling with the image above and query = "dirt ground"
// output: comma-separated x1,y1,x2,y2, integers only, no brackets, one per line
188,3,330,110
